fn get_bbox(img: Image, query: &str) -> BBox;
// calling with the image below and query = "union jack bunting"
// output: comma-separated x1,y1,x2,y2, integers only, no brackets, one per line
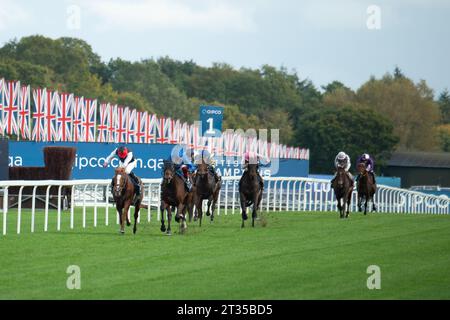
32,88,46,141
18,85,31,140
126,108,136,143
156,117,169,144
58,93,74,141
0,76,309,160
135,111,147,144
97,103,110,143
44,90,58,142
72,96,83,142
107,104,117,143
81,99,97,142
0,78,4,135
116,106,128,143
2,81,20,136
146,113,158,144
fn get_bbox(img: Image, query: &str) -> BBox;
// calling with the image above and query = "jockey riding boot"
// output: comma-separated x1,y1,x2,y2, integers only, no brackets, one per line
129,172,141,196
371,172,377,184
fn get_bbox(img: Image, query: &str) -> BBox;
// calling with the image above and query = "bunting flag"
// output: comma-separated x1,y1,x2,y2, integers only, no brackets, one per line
107,104,117,143
2,81,20,136
0,78,4,135
136,111,147,144
44,90,59,141
97,103,110,143
126,108,136,143
58,93,73,142
116,106,128,143
146,113,157,144
81,99,97,142
73,96,83,142
156,117,168,144
32,88,46,142
18,85,31,140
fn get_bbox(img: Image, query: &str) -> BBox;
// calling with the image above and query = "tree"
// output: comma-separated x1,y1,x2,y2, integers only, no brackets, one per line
437,125,450,152
296,106,398,173
438,89,450,124
356,74,440,151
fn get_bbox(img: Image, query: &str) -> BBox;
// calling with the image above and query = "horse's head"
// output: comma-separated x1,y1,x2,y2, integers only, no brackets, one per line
336,167,346,187
357,162,367,175
247,162,259,177
196,161,209,179
113,167,127,198
163,161,175,184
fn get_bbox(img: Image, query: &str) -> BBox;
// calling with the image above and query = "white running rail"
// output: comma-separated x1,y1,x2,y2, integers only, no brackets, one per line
0,177,449,235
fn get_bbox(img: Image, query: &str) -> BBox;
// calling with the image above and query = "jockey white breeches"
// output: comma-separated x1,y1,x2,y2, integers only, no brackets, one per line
119,161,137,174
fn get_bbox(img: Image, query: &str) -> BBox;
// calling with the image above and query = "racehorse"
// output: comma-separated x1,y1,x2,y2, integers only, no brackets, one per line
160,161,192,235
331,167,353,218
112,167,144,234
357,163,377,215
193,161,222,227
238,162,264,228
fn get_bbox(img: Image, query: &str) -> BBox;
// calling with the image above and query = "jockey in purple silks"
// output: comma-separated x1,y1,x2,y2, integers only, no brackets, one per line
356,153,376,184
331,151,354,186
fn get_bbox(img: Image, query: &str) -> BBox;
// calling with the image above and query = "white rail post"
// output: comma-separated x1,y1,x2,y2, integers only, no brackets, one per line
232,179,237,215
224,180,229,215
93,184,98,227
105,184,109,226
279,181,283,212
57,185,63,231
147,183,151,222
70,185,75,229
2,186,8,236
17,186,25,234
44,185,51,232
272,181,278,212
31,185,37,233
82,184,88,228
266,180,271,212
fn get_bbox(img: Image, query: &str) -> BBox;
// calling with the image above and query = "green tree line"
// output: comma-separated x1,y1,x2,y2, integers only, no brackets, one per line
0,36,448,173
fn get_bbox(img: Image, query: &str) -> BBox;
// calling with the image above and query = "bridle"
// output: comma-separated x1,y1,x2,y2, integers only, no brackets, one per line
113,171,128,198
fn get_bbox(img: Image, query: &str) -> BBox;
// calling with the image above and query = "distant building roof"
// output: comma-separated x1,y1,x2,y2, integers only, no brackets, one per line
388,151,450,169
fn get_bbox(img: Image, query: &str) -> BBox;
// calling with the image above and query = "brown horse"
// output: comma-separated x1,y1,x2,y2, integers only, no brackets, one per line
112,167,144,234
193,161,222,226
331,167,353,218
357,163,377,215
160,161,192,235
239,163,264,228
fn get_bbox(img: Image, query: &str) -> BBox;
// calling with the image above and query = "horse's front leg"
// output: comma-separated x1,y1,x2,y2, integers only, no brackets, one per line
121,202,131,233
116,203,124,234
357,194,363,212
160,201,166,233
346,192,352,218
337,198,343,218
240,192,247,228
167,206,172,235
133,202,140,234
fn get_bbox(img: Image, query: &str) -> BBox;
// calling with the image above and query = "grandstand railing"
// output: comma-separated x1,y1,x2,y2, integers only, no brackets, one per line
1,177,449,235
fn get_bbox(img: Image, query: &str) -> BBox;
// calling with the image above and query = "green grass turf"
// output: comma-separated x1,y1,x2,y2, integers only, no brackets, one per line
0,207,449,300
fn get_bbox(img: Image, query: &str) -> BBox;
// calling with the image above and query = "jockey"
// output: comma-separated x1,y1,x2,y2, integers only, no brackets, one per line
194,149,221,182
103,146,141,196
356,153,376,184
331,151,353,185
171,147,196,191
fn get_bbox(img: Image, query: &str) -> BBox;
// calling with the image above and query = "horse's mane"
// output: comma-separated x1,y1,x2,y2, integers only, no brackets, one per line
115,167,126,175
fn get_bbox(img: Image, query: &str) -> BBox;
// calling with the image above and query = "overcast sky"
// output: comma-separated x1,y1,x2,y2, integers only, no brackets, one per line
0,0,449,95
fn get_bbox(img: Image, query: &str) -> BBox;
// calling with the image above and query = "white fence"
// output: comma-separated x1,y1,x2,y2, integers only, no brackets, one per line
1,177,449,235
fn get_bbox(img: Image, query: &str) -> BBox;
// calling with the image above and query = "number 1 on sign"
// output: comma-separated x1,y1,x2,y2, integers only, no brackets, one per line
206,118,215,134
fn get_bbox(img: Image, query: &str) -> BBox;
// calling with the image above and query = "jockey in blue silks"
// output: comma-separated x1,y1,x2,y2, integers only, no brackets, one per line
169,147,196,191
356,153,376,184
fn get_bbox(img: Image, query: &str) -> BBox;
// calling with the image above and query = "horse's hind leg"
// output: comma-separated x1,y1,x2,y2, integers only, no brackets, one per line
240,193,247,228
371,195,377,212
